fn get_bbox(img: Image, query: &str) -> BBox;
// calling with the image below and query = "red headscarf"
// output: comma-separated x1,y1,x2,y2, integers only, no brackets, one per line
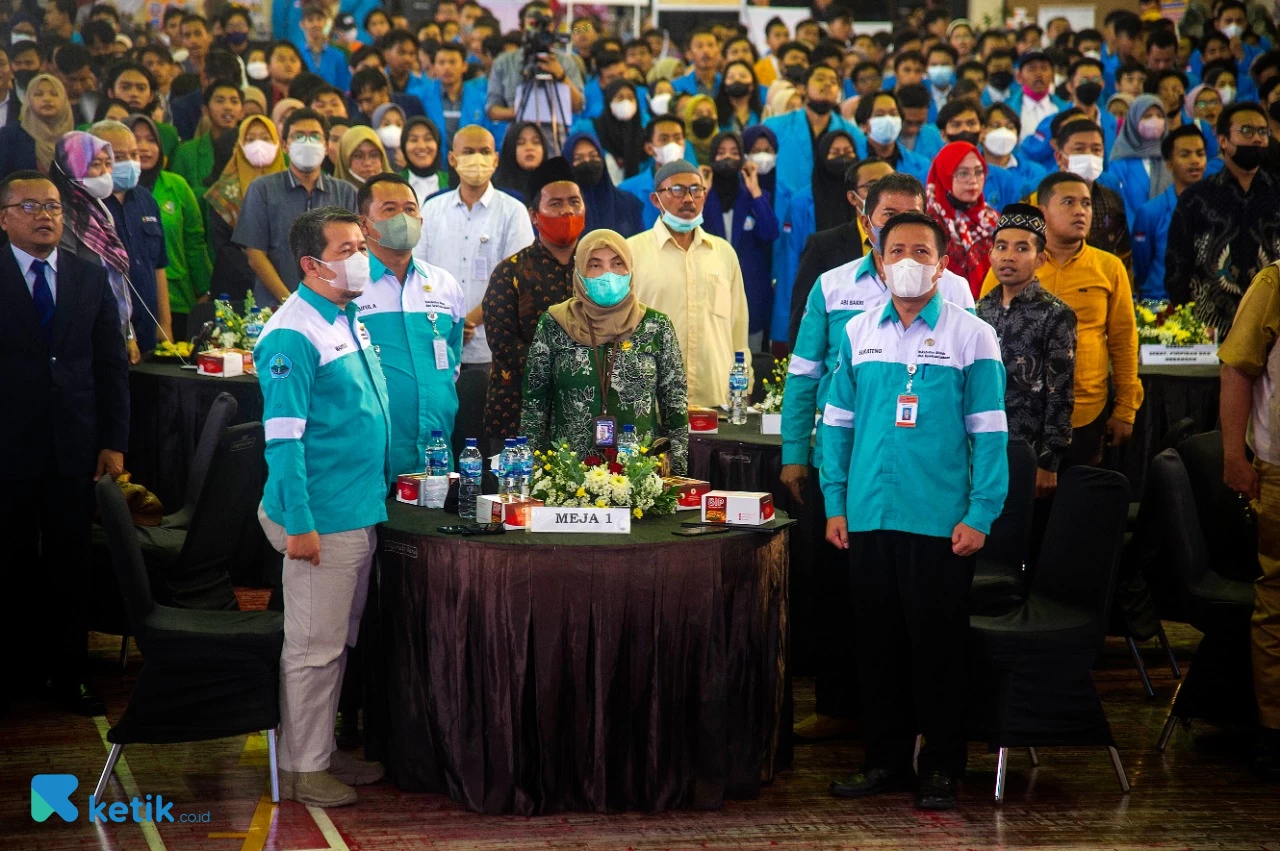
926,141,999,297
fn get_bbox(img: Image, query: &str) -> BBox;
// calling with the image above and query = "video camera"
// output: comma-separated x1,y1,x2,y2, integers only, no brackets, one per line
520,10,567,80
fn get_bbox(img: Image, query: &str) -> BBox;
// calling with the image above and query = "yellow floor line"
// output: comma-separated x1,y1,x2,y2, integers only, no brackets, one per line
92,716,168,851
208,831,249,839
239,792,277,851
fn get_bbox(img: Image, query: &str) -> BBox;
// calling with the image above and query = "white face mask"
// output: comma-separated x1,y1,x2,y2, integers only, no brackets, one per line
653,140,684,165
1066,153,1104,182
867,114,903,145
1217,84,1236,105
650,93,672,115
242,139,279,167
79,173,115,199
246,60,270,80
983,126,1018,157
1222,22,1245,40
376,124,403,150
885,258,937,298
610,99,638,121
747,151,776,174
288,139,327,171
312,251,372,293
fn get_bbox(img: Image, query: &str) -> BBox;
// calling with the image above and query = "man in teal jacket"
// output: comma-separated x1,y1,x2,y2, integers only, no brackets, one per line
256,207,391,809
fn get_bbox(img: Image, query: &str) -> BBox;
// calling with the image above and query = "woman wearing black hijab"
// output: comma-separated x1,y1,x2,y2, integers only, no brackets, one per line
593,78,648,183
492,121,547,203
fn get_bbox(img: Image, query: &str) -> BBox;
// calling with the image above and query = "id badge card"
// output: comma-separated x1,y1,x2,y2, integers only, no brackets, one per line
593,416,617,448
896,394,919,428
433,337,449,370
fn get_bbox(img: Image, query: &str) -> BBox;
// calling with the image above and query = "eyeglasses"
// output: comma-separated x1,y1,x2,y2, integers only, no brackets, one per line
660,184,705,199
289,132,324,144
952,167,984,181
2,201,63,216
1237,125,1271,140
1194,99,1220,109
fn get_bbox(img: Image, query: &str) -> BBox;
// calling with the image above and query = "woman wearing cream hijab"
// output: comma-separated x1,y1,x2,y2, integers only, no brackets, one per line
0,73,74,175
520,229,690,473
333,125,392,186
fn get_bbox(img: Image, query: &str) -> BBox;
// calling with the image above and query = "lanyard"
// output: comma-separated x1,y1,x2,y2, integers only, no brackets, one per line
593,343,617,415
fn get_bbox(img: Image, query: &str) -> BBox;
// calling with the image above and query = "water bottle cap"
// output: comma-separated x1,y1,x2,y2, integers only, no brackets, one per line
219,293,230,300
465,437,477,446
622,424,635,432
505,438,516,446
431,430,443,438
735,351,745,363
517,436,528,444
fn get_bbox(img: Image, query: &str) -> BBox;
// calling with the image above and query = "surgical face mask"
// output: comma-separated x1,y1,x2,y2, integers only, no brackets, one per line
242,139,279,167
288,139,326,171
926,64,955,87
867,114,903,145
1217,85,1236,106
983,126,1018,156
610,99,638,121
312,251,372,293
988,69,1014,90
710,157,742,178
572,159,604,185
782,63,807,85
1137,116,1166,141
1067,153,1104,182
225,31,248,47
1082,50,1101,60
455,152,496,186
868,222,883,253
747,151,776,174
111,159,141,192
1222,22,1245,40
371,212,422,250
581,270,632,306
1075,80,1103,106
1231,143,1266,170
650,93,672,115
691,116,717,138
246,60,270,80
885,258,936,298
653,140,684,165
79,172,115,199
376,124,403,150
659,201,703,233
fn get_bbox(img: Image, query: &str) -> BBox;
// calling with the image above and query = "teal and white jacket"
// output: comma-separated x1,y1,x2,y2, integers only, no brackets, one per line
819,291,1008,538
356,255,466,476
257,284,392,536
782,254,975,469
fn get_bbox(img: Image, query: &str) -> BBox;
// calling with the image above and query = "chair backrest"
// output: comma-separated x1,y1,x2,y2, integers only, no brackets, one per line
171,422,264,610
96,477,156,639
751,351,774,403
982,439,1037,568
1030,465,1130,624
1176,431,1261,581
179,392,239,521
452,367,489,463
1158,416,1197,453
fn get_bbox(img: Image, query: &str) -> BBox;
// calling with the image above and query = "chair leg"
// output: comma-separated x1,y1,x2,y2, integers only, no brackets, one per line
1157,625,1182,678
994,747,1008,804
1156,711,1179,752
93,744,123,803
1126,636,1155,698
119,636,129,670
1107,746,1131,794
267,728,280,803
1027,747,1039,766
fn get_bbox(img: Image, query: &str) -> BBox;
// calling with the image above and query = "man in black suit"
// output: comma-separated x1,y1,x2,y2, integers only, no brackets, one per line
785,157,895,350
0,46,16,127
0,171,130,715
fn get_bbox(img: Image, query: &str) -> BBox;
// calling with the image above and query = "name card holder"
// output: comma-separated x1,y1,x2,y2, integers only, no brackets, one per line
529,506,633,534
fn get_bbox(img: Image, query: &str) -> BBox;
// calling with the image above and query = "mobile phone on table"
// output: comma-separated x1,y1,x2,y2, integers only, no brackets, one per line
674,526,731,537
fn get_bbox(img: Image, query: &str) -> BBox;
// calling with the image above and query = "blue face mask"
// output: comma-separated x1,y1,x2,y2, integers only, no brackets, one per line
581,271,632,306
926,64,956,88
868,223,883,253
112,159,141,192
659,200,704,233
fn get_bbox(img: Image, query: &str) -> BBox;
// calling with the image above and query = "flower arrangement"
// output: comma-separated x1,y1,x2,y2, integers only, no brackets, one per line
531,441,679,518
756,355,790,414
1135,301,1213,346
210,291,272,350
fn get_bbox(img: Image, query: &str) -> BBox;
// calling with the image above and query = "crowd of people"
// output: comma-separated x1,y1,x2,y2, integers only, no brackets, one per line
2,0,1278,815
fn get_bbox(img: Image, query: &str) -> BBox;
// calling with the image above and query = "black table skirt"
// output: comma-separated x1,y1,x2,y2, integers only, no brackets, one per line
363,504,790,815
1116,365,1220,498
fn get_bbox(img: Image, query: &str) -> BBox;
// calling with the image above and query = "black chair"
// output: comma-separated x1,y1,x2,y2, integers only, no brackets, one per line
452,367,489,464
751,350,775,403
159,392,238,529
93,477,283,805
969,440,1037,615
1143,447,1257,750
967,466,1132,803
1177,432,1261,583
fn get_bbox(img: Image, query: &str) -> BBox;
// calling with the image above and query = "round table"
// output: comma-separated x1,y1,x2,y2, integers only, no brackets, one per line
362,502,790,815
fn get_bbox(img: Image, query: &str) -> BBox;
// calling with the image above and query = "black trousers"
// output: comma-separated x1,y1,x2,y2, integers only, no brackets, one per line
848,529,974,778
801,466,859,718
0,468,94,696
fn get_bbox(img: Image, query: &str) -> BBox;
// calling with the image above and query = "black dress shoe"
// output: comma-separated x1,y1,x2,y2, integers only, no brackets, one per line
335,711,361,750
915,770,958,810
830,768,912,799
54,682,106,717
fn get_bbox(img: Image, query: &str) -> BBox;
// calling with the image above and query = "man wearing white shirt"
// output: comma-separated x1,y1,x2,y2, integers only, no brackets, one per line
413,125,534,372
0,48,14,126
1017,51,1061,143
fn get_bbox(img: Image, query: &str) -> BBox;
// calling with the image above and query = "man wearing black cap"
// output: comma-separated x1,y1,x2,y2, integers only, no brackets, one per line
482,157,585,451
976,203,1077,495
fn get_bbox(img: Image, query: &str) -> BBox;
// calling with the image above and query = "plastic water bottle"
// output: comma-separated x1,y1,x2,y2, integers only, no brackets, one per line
458,438,482,519
425,430,449,477
516,437,533,498
499,438,518,496
617,424,637,461
213,292,232,338
728,351,749,425
243,308,263,350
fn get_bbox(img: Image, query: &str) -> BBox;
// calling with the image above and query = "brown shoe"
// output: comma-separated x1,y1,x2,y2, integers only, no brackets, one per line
280,770,357,807
328,749,385,786
793,713,859,741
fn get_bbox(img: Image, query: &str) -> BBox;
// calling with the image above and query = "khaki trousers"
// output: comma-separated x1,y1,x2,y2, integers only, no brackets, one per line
1256,459,1280,729
259,505,376,772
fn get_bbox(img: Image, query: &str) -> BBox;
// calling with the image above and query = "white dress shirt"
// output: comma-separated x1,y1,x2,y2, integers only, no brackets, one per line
1019,93,1059,142
11,244,59,302
414,182,534,364
0,92,10,126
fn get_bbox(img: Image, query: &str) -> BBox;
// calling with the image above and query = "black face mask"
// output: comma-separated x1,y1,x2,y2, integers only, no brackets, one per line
711,157,742,178
808,98,836,116
823,155,854,177
1075,80,1103,107
691,116,717,138
1231,143,1266,171
988,70,1014,90
572,160,604,186
722,81,752,99
782,64,807,85
948,131,981,146
14,69,37,91
1269,100,1280,124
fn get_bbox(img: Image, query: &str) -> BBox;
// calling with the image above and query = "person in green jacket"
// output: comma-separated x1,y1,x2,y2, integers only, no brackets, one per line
128,114,212,341
170,81,245,215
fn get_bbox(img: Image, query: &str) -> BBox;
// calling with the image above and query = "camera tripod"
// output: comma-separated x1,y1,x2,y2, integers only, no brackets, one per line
515,71,572,152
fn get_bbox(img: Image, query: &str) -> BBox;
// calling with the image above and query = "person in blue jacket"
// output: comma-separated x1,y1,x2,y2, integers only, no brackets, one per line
896,83,945,159
855,91,930,183
671,27,722,97
296,5,352,91
980,102,1045,201
416,44,495,150
562,132,644,237
980,49,1020,111
702,131,779,349
618,115,696,228
1132,124,1209,300
1021,57,1115,169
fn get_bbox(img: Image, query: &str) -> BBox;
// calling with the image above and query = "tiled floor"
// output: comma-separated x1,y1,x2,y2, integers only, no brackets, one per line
3,624,1277,851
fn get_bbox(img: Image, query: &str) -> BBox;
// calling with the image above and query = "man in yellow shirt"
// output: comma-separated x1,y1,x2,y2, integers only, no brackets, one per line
980,172,1143,465
1218,261,1280,780
628,160,751,408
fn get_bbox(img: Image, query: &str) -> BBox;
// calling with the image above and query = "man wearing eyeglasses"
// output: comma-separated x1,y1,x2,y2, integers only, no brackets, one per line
1167,102,1280,338
628,160,750,408
0,170,129,717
